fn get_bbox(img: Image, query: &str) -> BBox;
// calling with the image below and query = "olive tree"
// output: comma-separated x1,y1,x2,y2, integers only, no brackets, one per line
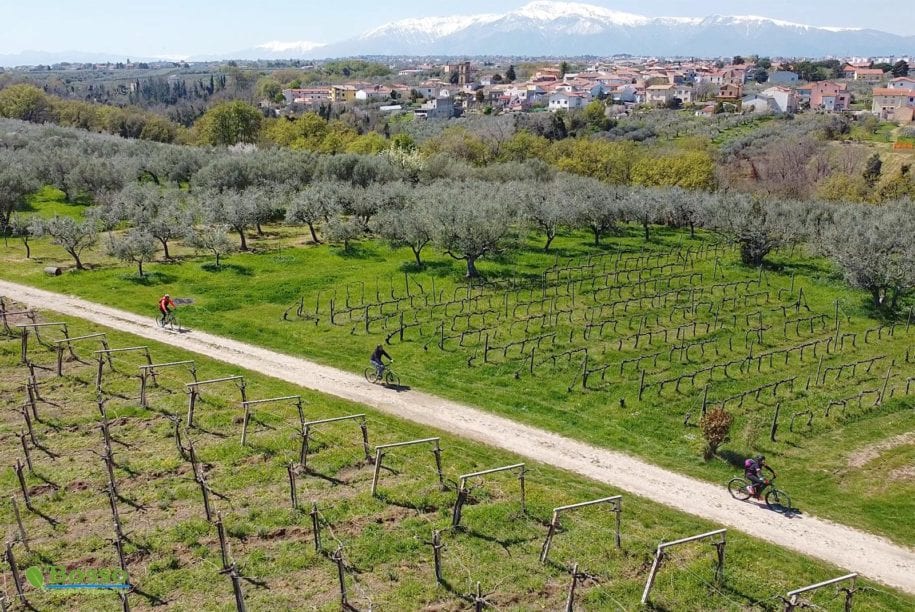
622,188,668,242
821,203,915,311
425,180,516,278
108,229,158,277
568,176,625,247
0,158,38,235
186,224,235,268
9,213,33,258
116,183,190,259
515,180,568,252
707,194,799,266
30,215,98,270
324,214,363,253
372,187,432,266
285,181,341,244
198,189,258,251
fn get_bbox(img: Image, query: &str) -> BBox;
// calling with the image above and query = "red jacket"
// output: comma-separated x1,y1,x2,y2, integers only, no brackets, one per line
158,296,175,312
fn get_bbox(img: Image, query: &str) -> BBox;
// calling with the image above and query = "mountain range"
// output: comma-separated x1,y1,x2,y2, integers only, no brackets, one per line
2,2,913,66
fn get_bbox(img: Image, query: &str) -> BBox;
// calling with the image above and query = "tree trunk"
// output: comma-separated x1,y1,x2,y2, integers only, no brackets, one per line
256,222,263,236
159,238,171,260
466,256,480,278
237,229,248,251
689,222,695,239
544,231,555,252
71,250,84,270
643,220,650,242
412,246,423,266
308,223,320,244
214,251,221,268
592,228,601,247
137,260,144,277
23,239,30,259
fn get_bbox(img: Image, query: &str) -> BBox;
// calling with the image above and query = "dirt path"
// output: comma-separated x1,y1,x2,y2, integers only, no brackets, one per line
3,279,914,595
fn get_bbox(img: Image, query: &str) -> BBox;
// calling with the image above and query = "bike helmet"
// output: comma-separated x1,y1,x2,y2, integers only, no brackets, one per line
755,454,765,464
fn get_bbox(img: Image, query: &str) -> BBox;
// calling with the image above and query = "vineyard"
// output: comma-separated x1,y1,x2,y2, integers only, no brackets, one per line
1,303,913,611
286,239,915,471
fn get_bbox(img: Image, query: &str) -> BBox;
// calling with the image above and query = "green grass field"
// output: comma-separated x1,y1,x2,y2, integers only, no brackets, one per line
1,221,914,550
1,309,912,610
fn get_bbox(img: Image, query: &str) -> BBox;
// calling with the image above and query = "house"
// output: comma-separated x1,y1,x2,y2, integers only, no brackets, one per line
695,104,717,117
282,88,330,105
646,84,675,105
742,94,778,114
414,97,454,119
872,87,915,119
548,91,590,111
888,77,915,90
609,84,639,104
809,82,850,111
355,86,392,101
767,71,799,84
329,85,357,103
412,85,438,99
851,68,886,81
760,86,799,113
673,86,694,104
841,63,870,79
717,83,743,102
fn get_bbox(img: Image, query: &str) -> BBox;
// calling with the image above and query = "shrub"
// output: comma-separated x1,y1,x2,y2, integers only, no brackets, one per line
699,407,733,460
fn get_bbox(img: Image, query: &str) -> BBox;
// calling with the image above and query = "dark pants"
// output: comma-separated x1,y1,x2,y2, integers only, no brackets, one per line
370,358,384,377
746,472,765,495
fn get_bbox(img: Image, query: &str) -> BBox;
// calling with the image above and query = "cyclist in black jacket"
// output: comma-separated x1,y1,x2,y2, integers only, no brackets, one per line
370,345,392,378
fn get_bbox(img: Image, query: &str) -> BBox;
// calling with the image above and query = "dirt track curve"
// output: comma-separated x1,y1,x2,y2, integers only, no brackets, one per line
2,279,913,595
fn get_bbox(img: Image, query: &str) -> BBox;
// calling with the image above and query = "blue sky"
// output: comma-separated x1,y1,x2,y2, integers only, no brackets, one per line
1,0,910,56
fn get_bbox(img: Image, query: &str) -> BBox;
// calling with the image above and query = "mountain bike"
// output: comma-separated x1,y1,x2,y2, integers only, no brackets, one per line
158,310,181,332
364,364,400,387
728,474,792,513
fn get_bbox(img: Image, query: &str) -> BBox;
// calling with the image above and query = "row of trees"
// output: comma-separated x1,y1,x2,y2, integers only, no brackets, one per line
11,166,914,313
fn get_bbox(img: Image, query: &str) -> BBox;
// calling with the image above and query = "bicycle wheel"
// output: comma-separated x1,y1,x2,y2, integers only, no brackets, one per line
727,477,752,501
384,370,400,387
765,488,791,513
364,368,379,384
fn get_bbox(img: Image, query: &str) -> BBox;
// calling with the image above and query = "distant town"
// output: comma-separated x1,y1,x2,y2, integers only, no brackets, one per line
3,54,914,126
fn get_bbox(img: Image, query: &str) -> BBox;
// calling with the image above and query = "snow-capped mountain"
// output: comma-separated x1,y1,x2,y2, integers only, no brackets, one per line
3,1,912,65
317,1,914,57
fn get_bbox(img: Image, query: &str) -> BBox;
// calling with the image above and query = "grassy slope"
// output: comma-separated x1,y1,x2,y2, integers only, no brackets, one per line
0,311,912,611
1,218,914,547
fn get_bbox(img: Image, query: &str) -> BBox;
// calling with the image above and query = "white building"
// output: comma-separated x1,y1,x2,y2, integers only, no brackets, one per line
415,97,454,119
548,91,590,111
760,86,799,113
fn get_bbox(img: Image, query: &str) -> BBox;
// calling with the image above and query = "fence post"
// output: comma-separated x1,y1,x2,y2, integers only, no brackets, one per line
770,402,781,442
4,542,26,604
539,510,559,563
432,443,446,491
332,546,348,609
310,502,321,552
359,419,372,464
287,463,298,510
14,460,31,511
714,539,726,585
432,530,444,584
19,433,32,473
9,497,28,552
186,388,198,428
565,563,579,612
641,549,664,604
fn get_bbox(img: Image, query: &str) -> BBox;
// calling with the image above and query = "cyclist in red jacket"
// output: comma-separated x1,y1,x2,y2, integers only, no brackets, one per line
158,294,176,325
